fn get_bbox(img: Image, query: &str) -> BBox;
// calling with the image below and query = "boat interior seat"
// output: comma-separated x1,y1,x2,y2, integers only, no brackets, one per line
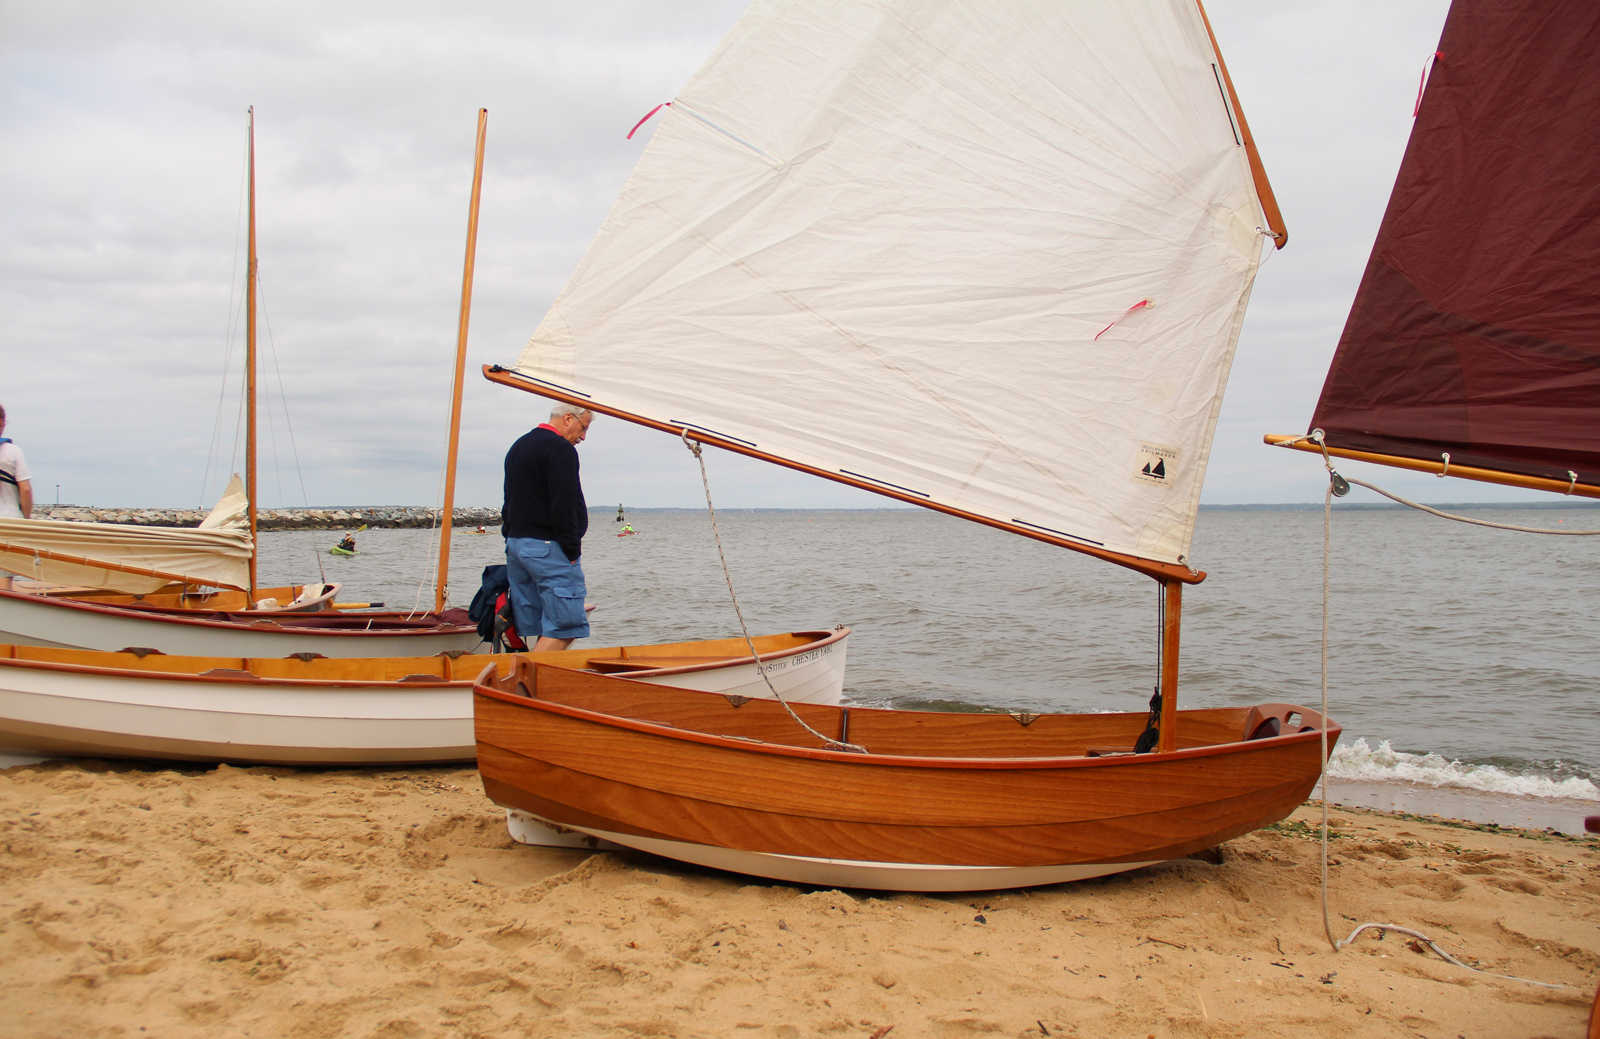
1247,717,1282,740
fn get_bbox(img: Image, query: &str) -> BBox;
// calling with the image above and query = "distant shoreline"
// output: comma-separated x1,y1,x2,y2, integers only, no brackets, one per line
29,499,1599,528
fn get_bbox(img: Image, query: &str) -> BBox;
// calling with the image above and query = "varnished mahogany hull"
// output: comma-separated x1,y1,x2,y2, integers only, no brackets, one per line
474,663,1338,890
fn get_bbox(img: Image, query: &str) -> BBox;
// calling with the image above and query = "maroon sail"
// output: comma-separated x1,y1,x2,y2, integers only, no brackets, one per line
1311,0,1600,489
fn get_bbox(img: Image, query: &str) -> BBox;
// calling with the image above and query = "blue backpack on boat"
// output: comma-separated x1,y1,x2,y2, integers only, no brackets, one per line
467,564,525,651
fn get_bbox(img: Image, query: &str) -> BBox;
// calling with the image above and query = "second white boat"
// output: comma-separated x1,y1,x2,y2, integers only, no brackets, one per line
0,627,849,765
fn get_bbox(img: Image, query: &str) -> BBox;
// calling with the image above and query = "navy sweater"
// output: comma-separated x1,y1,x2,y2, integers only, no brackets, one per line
502,427,588,560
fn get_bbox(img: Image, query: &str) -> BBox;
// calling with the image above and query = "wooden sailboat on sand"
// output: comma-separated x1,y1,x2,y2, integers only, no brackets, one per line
0,111,852,767
473,0,1340,891
0,107,480,656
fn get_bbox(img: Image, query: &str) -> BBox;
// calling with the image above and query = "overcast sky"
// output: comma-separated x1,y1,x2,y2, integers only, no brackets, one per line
6,0,1532,515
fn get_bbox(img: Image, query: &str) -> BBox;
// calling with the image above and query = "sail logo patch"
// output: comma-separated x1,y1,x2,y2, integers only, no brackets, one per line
1132,442,1180,487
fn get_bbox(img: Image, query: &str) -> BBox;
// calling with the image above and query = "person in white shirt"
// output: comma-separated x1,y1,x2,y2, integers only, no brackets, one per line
0,402,34,591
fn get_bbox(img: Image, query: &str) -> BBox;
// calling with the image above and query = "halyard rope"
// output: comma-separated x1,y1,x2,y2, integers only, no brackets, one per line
1341,476,1599,534
1319,472,1335,951
681,431,867,754
1303,431,1571,986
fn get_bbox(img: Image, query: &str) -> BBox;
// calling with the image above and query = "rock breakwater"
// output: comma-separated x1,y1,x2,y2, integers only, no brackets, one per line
33,505,502,531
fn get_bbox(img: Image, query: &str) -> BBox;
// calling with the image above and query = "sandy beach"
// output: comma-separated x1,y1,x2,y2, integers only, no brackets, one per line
3,760,1596,1039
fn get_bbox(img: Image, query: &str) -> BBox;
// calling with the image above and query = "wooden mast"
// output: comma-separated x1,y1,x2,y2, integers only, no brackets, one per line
245,106,259,602
1158,579,1182,753
435,109,488,612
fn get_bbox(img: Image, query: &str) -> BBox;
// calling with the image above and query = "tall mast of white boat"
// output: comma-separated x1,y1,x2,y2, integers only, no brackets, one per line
245,106,259,601
435,109,488,612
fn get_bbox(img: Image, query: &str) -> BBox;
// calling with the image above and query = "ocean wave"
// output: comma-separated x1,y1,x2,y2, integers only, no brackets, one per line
1329,738,1600,801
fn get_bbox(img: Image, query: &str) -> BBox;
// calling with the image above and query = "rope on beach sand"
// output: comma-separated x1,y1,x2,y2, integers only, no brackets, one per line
1336,924,1571,989
1307,434,1577,988
681,431,867,754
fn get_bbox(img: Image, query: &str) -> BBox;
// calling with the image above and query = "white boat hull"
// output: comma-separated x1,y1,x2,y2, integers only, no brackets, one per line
0,666,470,764
0,589,482,658
0,630,848,765
503,806,1158,891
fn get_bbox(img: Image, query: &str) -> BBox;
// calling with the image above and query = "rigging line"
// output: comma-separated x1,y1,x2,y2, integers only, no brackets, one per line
681,430,866,754
256,274,312,508
229,350,248,483
1342,477,1600,535
203,125,253,508
407,434,452,618
1336,924,1569,989
1311,443,1572,987
1319,470,1336,952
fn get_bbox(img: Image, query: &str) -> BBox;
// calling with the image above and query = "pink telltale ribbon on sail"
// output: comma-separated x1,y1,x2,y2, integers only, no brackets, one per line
1414,52,1442,117
627,102,673,140
1094,299,1152,341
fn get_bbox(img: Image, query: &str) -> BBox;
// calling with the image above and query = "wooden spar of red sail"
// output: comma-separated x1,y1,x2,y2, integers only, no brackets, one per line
1286,1,1600,493
436,109,488,613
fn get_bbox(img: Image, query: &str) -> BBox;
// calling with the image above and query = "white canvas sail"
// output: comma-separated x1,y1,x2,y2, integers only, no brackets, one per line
0,476,253,593
515,0,1274,567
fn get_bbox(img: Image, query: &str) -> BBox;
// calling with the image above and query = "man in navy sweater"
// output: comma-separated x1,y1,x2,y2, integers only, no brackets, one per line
502,402,593,650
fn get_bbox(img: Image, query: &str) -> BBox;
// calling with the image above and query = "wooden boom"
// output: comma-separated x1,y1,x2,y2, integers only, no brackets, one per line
484,365,1206,585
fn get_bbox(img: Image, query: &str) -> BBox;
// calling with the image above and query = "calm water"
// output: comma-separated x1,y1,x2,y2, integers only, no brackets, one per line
261,506,1600,800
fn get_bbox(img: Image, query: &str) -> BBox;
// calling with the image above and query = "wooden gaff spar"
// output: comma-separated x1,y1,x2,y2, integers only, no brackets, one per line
473,0,1339,891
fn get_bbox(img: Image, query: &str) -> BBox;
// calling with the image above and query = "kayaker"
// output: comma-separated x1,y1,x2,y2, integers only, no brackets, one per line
337,532,356,553
502,402,593,651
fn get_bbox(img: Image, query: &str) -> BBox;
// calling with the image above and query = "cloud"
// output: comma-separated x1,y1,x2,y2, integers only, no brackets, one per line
4,0,1518,514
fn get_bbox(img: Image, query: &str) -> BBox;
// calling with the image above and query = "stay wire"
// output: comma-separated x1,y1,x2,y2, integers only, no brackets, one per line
202,128,252,508
257,274,312,510
409,397,455,618
682,431,866,754
1302,431,1571,987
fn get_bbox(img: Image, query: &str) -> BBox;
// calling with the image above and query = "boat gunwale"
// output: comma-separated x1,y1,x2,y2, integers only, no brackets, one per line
592,627,847,679
473,674,1338,772
0,655,466,690
0,628,848,691
0,586,478,637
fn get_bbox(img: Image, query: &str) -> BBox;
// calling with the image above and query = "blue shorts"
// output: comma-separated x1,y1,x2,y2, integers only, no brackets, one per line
505,538,590,641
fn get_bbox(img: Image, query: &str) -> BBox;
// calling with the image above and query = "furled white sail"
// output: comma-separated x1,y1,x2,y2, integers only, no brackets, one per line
516,0,1270,566
0,476,253,593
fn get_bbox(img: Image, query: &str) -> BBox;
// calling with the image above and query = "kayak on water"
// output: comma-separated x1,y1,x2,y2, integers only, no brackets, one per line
329,545,357,556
